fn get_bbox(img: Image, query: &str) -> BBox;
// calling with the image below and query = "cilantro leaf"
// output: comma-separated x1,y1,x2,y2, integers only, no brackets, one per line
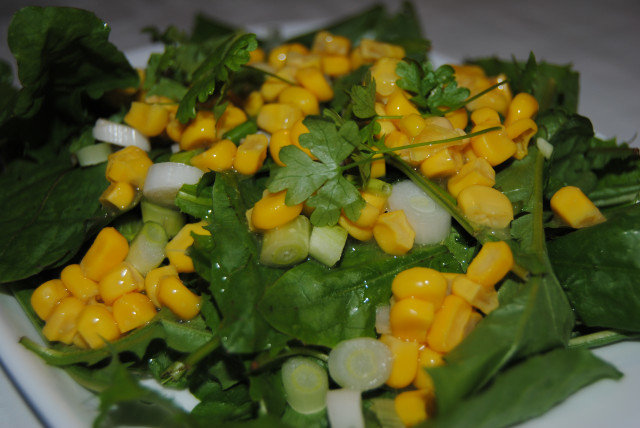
349,73,377,119
307,175,365,226
176,33,257,122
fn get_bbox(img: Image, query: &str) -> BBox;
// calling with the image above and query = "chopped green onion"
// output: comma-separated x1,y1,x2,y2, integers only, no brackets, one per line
92,118,150,151
125,221,168,275
536,137,554,159
368,398,404,428
326,389,364,428
143,162,204,207
308,225,348,267
281,356,329,415
260,216,311,267
223,120,259,144
365,177,392,198
140,199,186,238
75,143,112,166
375,305,391,336
328,337,392,391
169,148,204,165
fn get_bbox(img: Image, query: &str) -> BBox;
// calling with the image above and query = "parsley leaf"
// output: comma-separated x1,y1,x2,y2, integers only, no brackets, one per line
176,33,257,122
349,73,377,119
267,117,365,226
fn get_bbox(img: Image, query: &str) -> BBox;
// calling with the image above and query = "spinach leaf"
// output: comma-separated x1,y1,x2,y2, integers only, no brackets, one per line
191,381,256,423
548,204,640,331
259,243,461,347
425,348,622,428
0,156,110,283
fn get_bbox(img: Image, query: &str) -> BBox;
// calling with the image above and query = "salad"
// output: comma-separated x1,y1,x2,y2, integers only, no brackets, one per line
1,2,639,427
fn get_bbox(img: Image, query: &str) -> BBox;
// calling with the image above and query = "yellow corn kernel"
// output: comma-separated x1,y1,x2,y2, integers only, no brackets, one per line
158,276,201,320
390,297,435,342
145,265,179,308
285,51,321,70
370,148,386,178
165,116,186,142
72,333,89,349
383,129,409,161
248,47,265,64
506,118,538,160
233,134,268,175
446,158,496,198
260,66,296,102
395,390,431,427
466,241,514,289
105,146,153,188
373,210,415,256
42,296,85,344
76,304,120,348
180,111,217,150
457,185,514,229
349,201,381,229
427,294,473,353
420,147,464,178
269,129,292,166
278,86,320,116
289,119,317,159
358,39,405,61
376,119,398,139
385,90,419,118
81,227,129,282
410,124,466,166
60,264,99,301
257,103,302,134
350,46,365,70
98,261,144,305
338,214,373,241
379,334,420,389
99,181,137,211
311,31,351,56
451,276,499,314
112,292,157,333
251,190,303,230
398,114,426,138
464,310,483,338
413,347,444,390
465,78,510,115
462,144,477,163
371,57,401,97
31,279,70,320
441,272,463,293
268,43,309,70
504,92,539,126
423,116,455,130
550,186,606,228
216,105,247,138
190,139,237,172
321,55,351,76
391,267,448,308
165,221,210,273
470,107,501,126
361,191,388,211
470,125,516,166
245,91,264,117
295,67,334,102
124,101,170,137
445,108,469,130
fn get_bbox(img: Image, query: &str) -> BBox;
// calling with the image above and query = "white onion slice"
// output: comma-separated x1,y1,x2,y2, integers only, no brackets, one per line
536,137,554,159
387,180,451,245
375,305,391,336
328,337,393,391
143,162,204,207
92,118,150,151
170,143,180,153
326,389,364,428
74,143,112,166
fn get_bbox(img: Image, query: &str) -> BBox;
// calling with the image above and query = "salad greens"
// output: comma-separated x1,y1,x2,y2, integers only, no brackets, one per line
0,2,638,427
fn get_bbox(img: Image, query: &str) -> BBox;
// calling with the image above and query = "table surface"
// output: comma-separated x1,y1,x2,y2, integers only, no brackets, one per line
0,0,639,426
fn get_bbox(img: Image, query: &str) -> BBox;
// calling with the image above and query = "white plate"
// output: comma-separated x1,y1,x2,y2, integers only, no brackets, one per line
1,35,638,428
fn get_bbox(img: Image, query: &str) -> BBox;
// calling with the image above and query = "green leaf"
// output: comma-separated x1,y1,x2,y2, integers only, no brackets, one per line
330,66,370,115
259,243,461,347
307,175,365,226
425,348,622,428
548,204,640,331
249,370,287,417
349,73,376,119
190,381,256,423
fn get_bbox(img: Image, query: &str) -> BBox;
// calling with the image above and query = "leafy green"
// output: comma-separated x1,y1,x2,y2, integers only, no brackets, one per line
259,243,461,347
349,73,377,119
330,65,371,116
548,204,640,331
396,62,470,113
425,348,622,428
190,381,256,423
267,117,365,226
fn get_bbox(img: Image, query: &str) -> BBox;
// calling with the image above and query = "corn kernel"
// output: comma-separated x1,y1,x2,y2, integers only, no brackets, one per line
61,264,99,301
234,133,268,175
190,139,237,172
311,31,351,56
410,124,466,166
268,43,309,70
373,210,415,256
447,158,496,198
295,67,334,102
112,292,156,333
370,148,386,178
504,92,539,126
252,190,303,230
98,261,144,305
278,86,319,116
269,129,292,166
550,186,606,228
179,111,217,150
106,146,153,188
361,191,388,211
420,147,464,178
257,103,302,134
99,181,137,211
289,119,317,159
466,241,514,289
338,214,373,241
457,185,514,229
451,276,499,314
358,39,405,61
398,114,426,138
371,58,401,97
31,279,70,320
285,51,321,70
77,304,120,348
42,296,85,344
470,124,516,166
349,201,381,229
392,267,448,307
145,265,179,308
470,107,501,126
321,55,351,76
216,105,247,138
379,334,420,389
413,347,444,390
506,118,538,160
245,91,264,117
124,101,170,137
464,310,483,337
165,116,185,142
260,66,297,102
385,89,419,118
395,390,431,427
248,47,265,64
383,129,409,161
81,227,129,282
158,276,201,320
445,108,469,130
165,221,210,273
390,297,435,342
427,294,473,353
